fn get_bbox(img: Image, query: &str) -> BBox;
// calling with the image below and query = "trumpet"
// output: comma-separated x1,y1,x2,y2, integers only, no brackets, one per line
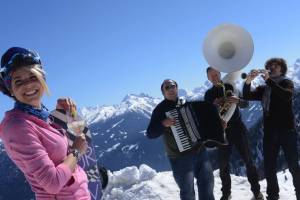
241,69,270,79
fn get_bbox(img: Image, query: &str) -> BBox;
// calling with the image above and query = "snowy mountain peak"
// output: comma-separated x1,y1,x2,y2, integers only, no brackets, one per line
295,58,300,66
81,58,300,125
122,93,152,102
178,89,189,97
80,93,161,125
121,93,159,106
119,93,161,116
287,59,300,88
178,81,211,101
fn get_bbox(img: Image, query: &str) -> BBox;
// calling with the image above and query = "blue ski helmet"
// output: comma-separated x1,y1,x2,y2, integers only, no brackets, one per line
0,47,43,94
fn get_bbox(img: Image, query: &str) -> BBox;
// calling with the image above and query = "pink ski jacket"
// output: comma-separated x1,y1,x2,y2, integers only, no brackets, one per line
0,109,91,200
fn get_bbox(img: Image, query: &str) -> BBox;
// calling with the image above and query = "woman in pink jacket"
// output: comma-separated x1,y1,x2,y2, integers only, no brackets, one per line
0,47,91,200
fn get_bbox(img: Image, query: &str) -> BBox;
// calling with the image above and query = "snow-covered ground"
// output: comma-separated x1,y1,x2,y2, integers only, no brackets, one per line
102,164,296,200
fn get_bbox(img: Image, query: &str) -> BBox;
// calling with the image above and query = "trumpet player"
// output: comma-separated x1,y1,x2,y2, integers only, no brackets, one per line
243,58,300,200
205,67,263,200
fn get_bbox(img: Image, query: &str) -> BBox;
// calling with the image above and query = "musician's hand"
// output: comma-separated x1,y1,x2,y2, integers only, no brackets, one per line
226,96,239,104
261,69,270,81
221,119,227,129
56,97,77,117
213,98,224,106
245,69,259,84
162,118,176,127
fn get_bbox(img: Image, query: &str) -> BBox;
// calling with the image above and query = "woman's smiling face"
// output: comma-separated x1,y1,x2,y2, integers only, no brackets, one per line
10,66,44,108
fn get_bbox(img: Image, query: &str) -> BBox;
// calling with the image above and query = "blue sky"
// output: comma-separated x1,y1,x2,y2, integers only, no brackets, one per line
1,0,300,118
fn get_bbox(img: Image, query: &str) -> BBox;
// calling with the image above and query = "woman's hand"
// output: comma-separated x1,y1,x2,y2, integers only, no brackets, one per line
56,98,77,117
72,134,88,155
64,134,88,171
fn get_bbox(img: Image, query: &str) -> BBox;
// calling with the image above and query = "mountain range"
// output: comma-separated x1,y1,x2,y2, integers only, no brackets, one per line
0,59,299,199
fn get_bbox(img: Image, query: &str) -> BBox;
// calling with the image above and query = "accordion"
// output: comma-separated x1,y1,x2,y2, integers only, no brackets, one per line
166,101,227,152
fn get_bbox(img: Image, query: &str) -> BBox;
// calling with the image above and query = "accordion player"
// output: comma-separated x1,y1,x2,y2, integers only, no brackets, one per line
166,100,227,152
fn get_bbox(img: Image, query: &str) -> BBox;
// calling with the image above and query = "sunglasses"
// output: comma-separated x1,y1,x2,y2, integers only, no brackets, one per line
164,84,176,90
0,52,41,75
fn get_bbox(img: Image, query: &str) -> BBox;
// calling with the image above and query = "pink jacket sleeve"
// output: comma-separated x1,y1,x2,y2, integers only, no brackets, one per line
3,119,72,194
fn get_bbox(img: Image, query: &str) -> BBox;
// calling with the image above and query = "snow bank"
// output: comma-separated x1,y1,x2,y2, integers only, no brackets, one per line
102,165,296,200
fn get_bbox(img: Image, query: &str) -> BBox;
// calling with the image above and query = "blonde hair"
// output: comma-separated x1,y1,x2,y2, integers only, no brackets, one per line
28,64,51,95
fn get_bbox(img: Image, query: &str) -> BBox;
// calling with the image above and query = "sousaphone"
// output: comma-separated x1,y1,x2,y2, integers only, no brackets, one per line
203,23,254,73
203,24,254,122
203,24,254,73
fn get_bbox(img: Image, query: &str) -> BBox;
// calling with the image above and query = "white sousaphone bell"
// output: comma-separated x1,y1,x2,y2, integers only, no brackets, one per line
203,24,254,122
203,23,254,73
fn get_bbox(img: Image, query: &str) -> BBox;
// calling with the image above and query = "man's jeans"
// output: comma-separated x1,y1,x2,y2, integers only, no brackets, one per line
169,149,215,200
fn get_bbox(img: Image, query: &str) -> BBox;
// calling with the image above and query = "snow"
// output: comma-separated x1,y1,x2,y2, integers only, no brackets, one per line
81,105,117,125
112,119,125,129
122,144,139,153
102,164,296,200
139,130,147,136
106,143,121,152
80,94,161,125
287,59,300,88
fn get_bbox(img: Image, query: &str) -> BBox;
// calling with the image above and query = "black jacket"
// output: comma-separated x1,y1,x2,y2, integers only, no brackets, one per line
204,83,248,127
147,98,223,158
146,99,183,158
243,78,295,129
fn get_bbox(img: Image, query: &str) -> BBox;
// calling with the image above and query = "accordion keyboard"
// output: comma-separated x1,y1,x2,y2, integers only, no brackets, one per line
166,109,192,152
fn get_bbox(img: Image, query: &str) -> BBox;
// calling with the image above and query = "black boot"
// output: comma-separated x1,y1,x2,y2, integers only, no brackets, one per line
266,195,279,200
220,193,231,200
254,192,264,200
